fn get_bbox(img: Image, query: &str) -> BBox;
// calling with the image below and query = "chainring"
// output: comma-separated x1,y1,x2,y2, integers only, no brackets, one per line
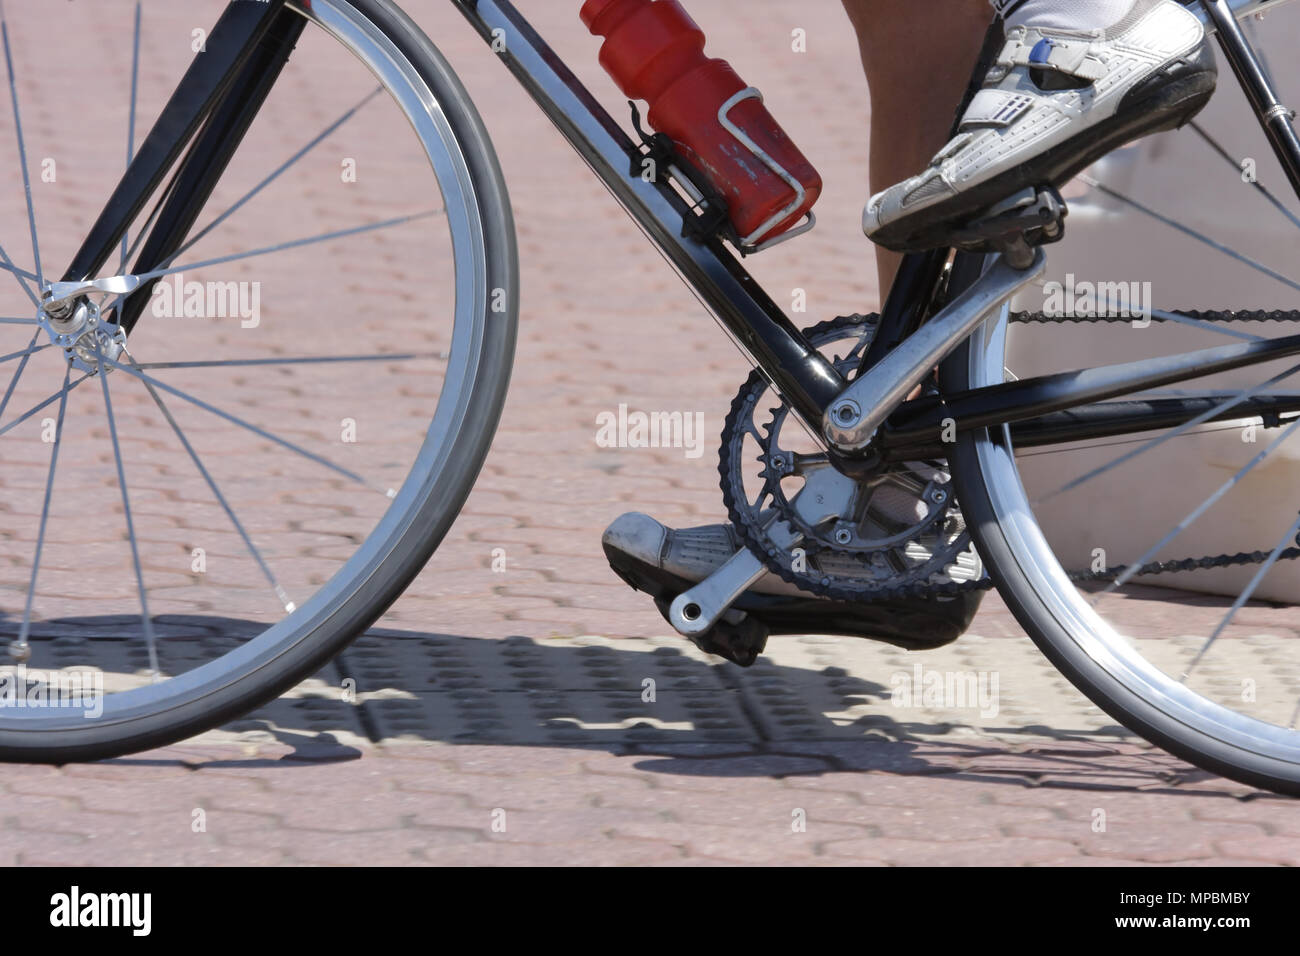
719,314,983,602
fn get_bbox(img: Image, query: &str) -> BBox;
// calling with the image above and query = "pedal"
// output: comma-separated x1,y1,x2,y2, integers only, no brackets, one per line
667,521,801,638
668,546,769,638
948,185,1067,269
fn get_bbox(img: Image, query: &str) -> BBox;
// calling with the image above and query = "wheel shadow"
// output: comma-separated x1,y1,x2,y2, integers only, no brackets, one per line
0,612,1273,798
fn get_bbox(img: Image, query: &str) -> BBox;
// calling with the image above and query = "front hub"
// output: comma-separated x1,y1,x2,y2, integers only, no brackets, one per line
38,296,127,374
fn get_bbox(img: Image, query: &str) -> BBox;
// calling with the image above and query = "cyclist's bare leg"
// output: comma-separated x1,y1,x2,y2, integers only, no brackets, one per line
841,0,991,298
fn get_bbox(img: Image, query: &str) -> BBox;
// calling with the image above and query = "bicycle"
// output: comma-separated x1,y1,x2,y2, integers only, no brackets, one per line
2,0,1300,796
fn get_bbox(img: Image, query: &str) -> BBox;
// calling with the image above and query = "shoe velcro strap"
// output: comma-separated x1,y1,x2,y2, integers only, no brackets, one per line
961,88,1035,129
998,33,1106,81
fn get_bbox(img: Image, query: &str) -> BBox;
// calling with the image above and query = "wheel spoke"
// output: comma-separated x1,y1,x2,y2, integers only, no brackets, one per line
1079,174,1300,295
1147,307,1265,343
1189,121,1300,234
0,372,89,439
13,365,71,655
1183,510,1300,680
1,9,43,287
164,86,384,268
1016,419,1299,460
0,328,39,422
1034,361,1300,503
0,342,45,365
1098,414,1300,597
122,351,297,615
130,209,442,286
0,240,39,306
119,0,142,273
133,351,442,371
101,355,392,496
95,341,160,678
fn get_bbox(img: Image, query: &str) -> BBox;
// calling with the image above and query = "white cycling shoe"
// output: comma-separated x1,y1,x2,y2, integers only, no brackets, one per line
864,0,1217,252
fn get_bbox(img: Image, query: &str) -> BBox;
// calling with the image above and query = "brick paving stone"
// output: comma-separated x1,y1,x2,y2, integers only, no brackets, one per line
596,785,868,821
1211,836,1300,866
821,835,1083,866
416,839,685,867
1189,801,1300,836
0,0,1295,867
1007,821,1267,863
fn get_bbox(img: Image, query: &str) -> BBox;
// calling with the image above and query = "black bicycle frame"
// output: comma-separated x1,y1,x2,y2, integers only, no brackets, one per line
58,0,1300,458
447,0,1300,456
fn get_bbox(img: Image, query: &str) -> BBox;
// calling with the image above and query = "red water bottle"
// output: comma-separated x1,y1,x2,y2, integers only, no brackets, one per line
580,0,821,246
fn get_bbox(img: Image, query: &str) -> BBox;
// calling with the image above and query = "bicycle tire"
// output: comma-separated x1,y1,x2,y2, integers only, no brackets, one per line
0,0,517,761
942,252,1300,795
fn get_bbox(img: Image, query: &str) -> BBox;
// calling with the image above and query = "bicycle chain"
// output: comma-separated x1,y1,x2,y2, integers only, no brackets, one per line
722,307,1300,603
1012,308,1300,325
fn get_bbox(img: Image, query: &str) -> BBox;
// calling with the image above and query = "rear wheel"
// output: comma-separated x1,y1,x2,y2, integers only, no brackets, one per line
0,0,516,759
937,5,1300,795
946,302,1300,794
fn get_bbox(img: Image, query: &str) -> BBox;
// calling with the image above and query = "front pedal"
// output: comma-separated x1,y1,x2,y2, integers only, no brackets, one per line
660,524,799,666
947,185,1067,269
652,595,769,667
666,520,799,636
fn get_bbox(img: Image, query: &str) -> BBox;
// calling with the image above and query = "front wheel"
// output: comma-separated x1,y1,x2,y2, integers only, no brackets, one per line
0,0,516,760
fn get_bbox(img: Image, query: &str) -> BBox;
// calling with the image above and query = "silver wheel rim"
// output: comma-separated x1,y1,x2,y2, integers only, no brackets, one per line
0,0,490,731
967,303,1300,765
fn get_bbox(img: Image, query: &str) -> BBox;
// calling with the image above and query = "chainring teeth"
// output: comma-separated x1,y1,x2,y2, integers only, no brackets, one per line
719,314,978,601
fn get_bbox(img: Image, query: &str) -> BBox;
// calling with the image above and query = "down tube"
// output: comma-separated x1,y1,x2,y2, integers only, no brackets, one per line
449,0,845,436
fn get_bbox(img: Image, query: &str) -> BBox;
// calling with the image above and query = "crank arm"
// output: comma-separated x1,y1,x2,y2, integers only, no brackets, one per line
823,248,1046,453
669,522,802,638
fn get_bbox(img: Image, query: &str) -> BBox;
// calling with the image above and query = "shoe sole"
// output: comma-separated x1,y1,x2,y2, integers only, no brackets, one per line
869,62,1218,253
603,541,983,651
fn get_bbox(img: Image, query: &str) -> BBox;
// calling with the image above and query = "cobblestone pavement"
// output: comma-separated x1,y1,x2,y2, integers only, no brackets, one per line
0,1,1297,866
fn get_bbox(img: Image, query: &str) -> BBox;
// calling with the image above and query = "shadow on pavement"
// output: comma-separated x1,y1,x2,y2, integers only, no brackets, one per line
0,614,1260,796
